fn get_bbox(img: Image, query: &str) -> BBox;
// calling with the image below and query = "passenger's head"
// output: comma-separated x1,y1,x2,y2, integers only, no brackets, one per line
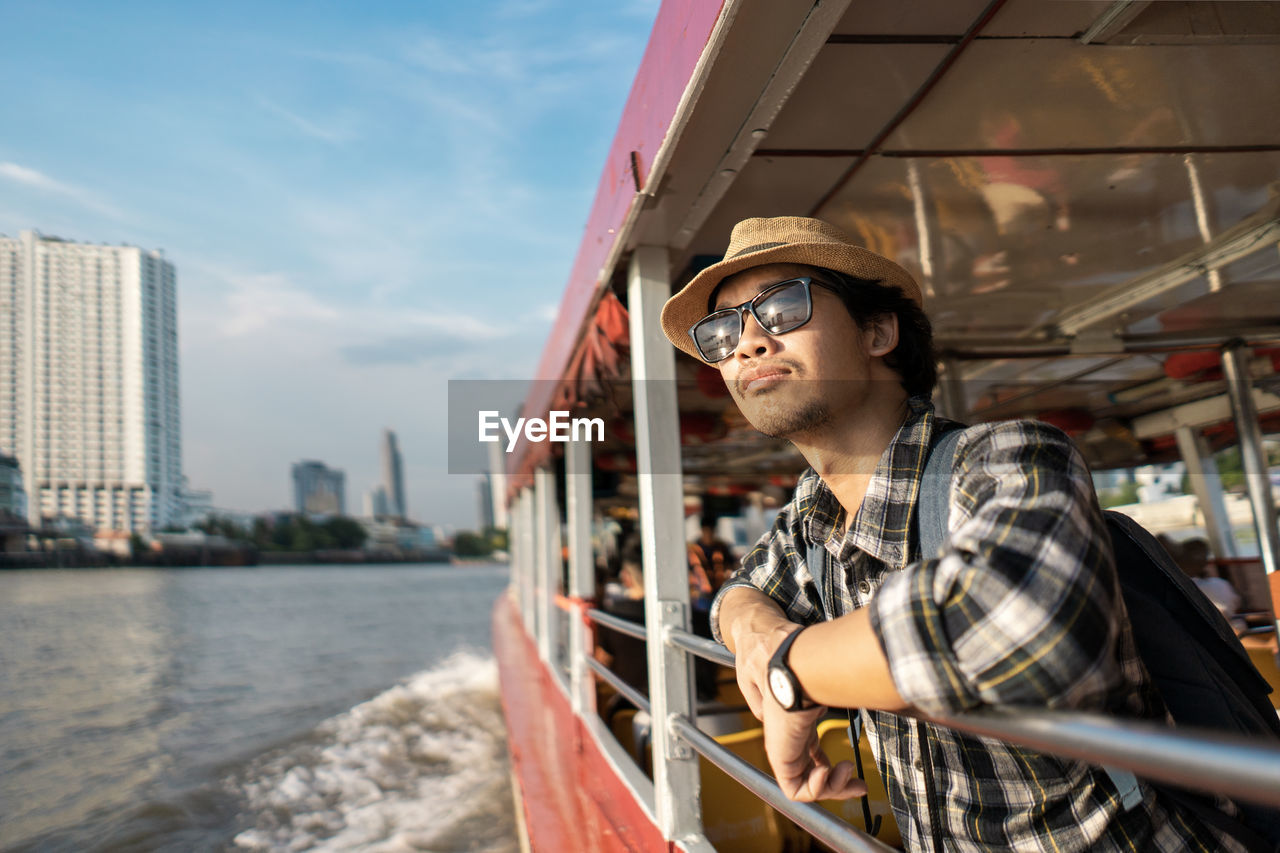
661,217,935,418
1178,538,1212,578
661,217,935,438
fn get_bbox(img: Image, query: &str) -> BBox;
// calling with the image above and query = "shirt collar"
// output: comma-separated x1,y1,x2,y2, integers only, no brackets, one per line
797,396,938,570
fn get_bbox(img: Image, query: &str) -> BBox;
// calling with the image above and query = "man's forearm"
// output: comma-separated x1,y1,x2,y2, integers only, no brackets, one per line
717,585,792,655
792,609,907,712
718,584,907,712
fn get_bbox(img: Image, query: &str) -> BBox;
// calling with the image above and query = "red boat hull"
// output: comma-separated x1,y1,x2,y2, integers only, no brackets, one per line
493,594,672,852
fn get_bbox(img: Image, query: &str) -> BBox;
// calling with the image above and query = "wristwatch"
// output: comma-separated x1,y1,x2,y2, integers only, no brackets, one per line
767,626,815,711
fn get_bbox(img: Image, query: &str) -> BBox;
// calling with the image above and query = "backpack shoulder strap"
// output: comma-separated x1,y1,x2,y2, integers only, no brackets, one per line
919,426,965,559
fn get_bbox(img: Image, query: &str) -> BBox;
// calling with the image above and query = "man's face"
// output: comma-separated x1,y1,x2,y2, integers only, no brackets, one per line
711,263,891,440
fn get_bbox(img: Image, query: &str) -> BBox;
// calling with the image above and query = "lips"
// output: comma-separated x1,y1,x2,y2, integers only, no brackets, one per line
739,365,791,393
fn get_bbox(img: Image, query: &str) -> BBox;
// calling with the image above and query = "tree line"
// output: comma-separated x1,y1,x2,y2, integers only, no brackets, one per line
194,514,368,551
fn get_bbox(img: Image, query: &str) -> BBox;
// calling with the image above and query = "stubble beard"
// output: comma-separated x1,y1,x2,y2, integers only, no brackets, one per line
738,391,832,439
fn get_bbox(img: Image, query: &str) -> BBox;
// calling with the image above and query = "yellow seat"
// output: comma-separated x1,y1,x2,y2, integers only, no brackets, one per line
699,726,792,853
1243,635,1280,710
609,707,639,759
814,718,902,848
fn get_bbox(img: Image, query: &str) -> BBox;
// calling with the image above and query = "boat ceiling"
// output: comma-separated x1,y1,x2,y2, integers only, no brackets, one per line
618,0,1280,476
517,0,1280,486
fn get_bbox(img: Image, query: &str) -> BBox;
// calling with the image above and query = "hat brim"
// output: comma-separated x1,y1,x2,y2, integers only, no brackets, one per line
660,242,920,361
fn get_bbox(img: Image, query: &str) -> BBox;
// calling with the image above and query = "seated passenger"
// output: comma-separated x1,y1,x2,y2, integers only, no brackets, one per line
1178,537,1245,634
596,546,648,696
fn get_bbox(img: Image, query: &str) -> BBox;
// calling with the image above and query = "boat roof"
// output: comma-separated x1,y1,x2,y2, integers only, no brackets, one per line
512,0,1280,490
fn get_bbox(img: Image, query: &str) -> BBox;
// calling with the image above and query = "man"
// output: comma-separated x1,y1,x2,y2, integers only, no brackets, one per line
658,216,1245,851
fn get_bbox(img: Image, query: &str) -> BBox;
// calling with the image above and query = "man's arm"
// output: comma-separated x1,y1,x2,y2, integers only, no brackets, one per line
719,585,877,802
718,585,906,716
871,420,1123,716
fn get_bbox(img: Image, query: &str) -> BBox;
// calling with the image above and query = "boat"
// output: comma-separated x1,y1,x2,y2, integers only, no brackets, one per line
488,1,1280,849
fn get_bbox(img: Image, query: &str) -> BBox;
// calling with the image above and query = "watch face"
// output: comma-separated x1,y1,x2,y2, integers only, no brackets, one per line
769,667,795,709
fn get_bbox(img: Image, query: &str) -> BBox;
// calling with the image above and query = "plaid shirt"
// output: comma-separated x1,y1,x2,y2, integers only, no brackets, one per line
710,397,1243,852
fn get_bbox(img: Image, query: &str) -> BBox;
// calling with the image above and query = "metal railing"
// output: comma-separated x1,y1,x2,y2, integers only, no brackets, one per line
518,535,1280,853
670,715,898,853
664,624,1280,811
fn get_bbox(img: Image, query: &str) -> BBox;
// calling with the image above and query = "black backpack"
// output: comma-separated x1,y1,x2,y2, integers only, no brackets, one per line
920,425,1280,850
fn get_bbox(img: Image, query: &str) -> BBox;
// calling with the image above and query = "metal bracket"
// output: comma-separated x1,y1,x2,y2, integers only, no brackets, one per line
1069,328,1123,356
659,600,695,761
666,712,694,761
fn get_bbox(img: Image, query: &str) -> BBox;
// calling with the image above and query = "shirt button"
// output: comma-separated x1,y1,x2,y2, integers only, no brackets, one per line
915,759,924,771
857,581,871,595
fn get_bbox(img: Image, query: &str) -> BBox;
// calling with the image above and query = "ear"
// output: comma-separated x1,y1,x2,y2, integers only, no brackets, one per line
864,313,899,357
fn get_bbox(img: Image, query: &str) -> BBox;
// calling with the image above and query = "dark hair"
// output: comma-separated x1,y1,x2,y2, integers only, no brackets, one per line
816,268,937,397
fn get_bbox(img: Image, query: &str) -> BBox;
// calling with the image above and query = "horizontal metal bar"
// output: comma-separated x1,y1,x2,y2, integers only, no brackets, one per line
666,626,736,667
938,325,1280,360
670,715,898,853
931,708,1280,809
757,144,1280,159
585,653,652,715
587,607,649,641
662,626,1280,807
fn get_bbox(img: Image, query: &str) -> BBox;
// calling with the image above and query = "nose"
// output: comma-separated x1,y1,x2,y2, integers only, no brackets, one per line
733,308,777,361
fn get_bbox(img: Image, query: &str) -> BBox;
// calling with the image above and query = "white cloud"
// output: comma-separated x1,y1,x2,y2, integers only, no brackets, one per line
0,161,126,220
217,273,344,337
255,96,354,144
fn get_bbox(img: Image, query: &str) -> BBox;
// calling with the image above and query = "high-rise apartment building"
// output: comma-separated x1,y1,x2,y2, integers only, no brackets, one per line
292,460,345,515
380,428,405,519
0,230,181,533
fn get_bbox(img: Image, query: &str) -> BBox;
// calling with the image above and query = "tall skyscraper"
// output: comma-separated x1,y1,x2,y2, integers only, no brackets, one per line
292,460,345,515
380,428,405,519
363,485,389,518
477,475,494,530
0,230,181,533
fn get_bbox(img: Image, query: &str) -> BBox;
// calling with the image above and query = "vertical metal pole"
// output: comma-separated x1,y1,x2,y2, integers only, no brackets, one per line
508,491,522,611
1222,343,1280,583
628,244,702,843
907,158,941,300
1174,425,1237,559
566,435,595,715
1185,154,1225,293
535,467,560,665
520,489,537,635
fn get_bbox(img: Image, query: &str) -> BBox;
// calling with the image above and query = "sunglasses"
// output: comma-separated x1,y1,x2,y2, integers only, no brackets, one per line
689,276,837,363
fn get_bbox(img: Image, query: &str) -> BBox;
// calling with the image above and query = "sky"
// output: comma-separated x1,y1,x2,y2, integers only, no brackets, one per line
0,0,659,529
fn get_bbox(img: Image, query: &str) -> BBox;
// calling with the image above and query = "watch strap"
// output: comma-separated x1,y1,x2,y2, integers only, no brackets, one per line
769,626,816,711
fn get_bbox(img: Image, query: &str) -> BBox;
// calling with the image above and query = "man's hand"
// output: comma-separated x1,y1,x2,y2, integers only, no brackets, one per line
762,698,865,802
732,619,796,720
718,586,795,720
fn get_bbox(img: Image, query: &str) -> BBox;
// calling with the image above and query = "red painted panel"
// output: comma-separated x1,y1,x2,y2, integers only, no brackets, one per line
509,0,727,484
492,595,670,852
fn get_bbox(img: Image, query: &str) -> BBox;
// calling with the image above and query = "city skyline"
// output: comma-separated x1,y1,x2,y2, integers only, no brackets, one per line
0,0,659,528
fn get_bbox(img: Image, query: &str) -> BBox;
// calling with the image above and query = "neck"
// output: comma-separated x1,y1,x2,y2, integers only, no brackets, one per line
790,389,910,526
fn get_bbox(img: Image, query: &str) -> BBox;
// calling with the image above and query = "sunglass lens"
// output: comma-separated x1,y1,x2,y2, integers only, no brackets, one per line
755,281,810,334
692,312,740,362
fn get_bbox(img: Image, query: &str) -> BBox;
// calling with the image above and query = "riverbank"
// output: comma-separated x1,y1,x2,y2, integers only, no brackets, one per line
0,548,453,569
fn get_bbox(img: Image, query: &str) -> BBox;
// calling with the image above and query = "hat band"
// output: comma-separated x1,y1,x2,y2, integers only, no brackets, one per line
728,241,787,257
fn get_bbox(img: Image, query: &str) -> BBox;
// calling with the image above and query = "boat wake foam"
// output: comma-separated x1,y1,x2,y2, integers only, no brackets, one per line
229,650,517,852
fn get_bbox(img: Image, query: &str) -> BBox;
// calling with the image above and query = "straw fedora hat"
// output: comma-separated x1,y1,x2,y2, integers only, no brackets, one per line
660,216,922,361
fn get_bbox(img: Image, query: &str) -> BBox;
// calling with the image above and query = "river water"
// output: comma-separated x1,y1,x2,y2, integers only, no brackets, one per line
0,564,517,853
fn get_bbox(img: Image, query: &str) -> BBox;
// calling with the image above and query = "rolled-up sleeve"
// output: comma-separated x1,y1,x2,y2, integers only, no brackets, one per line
869,421,1123,716
709,509,822,645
